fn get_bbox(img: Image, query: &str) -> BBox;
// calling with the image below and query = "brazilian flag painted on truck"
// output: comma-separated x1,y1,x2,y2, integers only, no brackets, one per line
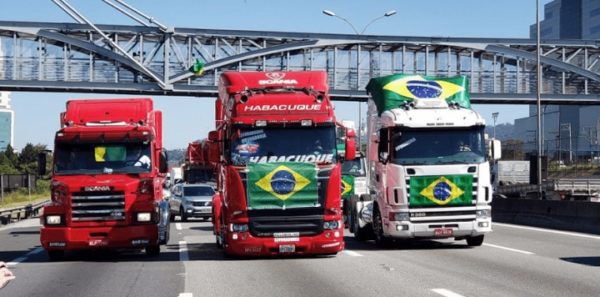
247,162,318,209
366,74,470,116
409,175,473,207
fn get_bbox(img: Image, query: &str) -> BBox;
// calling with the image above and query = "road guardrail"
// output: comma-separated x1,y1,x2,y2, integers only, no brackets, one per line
0,199,49,225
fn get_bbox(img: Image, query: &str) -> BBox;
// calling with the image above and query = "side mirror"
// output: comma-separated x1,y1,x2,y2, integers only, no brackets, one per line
37,152,48,176
491,139,502,161
208,130,220,142
379,152,389,164
159,150,169,173
345,128,356,161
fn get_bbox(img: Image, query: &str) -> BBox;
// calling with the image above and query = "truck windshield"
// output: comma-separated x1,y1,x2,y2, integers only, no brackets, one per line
229,127,336,165
391,126,486,165
54,142,152,175
342,157,366,177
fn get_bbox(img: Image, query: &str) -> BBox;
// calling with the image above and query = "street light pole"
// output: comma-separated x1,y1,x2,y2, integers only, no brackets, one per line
536,0,543,199
322,9,397,152
492,112,499,139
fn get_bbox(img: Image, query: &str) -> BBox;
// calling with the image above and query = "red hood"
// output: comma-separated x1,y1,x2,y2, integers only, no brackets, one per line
53,174,143,194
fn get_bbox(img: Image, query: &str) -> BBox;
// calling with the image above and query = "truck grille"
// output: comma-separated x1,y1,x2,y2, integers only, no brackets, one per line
248,208,324,237
192,201,211,207
71,192,126,221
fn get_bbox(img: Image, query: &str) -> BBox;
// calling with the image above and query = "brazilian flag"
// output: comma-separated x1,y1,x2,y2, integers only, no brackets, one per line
247,162,318,209
366,74,470,116
409,175,473,207
341,175,354,199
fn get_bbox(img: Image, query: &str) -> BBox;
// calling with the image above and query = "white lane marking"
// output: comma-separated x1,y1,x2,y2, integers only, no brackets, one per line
175,223,182,231
177,293,193,297
432,288,465,297
7,247,43,266
494,222,600,240
483,243,535,255
179,241,189,262
342,250,363,257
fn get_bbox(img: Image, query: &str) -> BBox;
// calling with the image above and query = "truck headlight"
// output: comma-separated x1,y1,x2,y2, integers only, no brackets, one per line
323,220,340,230
136,212,152,222
476,209,491,218
230,223,248,232
45,215,62,225
389,212,410,221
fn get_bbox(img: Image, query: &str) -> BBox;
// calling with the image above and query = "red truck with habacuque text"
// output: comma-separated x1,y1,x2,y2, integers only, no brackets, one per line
209,71,356,256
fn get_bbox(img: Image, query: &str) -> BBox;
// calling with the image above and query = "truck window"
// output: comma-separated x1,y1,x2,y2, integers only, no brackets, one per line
229,126,337,165
342,157,366,177
54,142,152,175
390,126,486,166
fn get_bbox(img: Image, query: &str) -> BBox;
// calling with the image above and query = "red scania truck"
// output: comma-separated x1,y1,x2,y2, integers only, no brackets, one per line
40,98,170,260
209,71,355,256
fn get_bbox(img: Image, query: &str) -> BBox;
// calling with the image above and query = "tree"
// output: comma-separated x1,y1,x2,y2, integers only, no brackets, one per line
17,143,49,175
4,145,17,167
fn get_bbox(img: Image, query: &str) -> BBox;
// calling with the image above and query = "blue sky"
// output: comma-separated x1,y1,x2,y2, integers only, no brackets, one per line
0,0,551,149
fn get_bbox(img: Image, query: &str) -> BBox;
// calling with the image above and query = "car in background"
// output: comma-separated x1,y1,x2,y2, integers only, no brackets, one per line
169,183,215,222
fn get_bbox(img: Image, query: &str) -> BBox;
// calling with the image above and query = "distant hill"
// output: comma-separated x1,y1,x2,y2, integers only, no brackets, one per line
485,123,514,141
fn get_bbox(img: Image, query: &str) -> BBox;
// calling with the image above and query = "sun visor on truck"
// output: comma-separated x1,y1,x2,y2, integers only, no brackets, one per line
365,74,471,116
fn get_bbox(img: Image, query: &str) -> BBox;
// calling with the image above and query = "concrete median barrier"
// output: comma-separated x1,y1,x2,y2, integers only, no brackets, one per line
492,198,600,235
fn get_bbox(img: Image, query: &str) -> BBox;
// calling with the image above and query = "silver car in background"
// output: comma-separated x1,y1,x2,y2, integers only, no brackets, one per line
169,184,215,222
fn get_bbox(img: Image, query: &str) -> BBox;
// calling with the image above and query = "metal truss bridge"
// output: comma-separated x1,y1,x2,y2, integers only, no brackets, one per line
1,20,599,104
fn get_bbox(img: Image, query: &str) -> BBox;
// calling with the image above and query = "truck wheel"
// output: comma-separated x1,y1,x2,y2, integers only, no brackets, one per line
146,245,160,256
350,203,370,242
180,207,188,222
47,250,64,261
373,206,393,248
466,235,484,247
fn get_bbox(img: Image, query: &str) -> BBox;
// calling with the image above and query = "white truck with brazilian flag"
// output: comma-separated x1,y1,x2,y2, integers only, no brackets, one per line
348,74,501,247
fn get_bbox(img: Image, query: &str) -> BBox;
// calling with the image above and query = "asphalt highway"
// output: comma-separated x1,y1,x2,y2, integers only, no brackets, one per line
1,219,599,297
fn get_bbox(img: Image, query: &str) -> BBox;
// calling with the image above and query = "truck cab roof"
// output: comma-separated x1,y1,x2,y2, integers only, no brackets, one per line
380,106,486,129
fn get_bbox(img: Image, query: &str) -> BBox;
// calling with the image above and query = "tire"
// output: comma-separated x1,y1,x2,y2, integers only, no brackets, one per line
351,204,371,242
372,205,393,248
146,244,160,256
466,235,484,247
180,207,188,222
47,250,64,261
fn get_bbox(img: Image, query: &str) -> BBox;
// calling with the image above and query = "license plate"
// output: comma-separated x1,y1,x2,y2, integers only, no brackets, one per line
88,239,108,247
433,228,453,237
199,208,211,213
279,244,295,253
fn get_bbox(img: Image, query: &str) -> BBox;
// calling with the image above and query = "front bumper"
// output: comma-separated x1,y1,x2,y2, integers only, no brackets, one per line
383,218,492,239
40,225,159,251
223,229,345,257
183,205,212,218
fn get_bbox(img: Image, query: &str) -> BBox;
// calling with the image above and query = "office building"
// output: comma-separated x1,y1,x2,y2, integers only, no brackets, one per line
0,92,14,151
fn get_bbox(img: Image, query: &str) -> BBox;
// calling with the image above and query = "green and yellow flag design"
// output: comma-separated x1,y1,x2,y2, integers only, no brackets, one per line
247,162,318,209
341,175,354,199
409,175,473,207
366,74,471,115
94,146,126,162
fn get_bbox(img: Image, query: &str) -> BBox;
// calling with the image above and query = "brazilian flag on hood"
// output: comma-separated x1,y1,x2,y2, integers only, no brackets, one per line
366,74,471,116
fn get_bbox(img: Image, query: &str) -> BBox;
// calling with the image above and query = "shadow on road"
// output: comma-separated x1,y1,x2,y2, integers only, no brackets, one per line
189,226,214,232
343,235,473,251
9,230,40,237
561,257,600,267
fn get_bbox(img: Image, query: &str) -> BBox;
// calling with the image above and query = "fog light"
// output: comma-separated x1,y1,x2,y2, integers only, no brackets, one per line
46,215,62,225
136,212,152,222
478,222,490,228
232,233,239,240
396,224,409,231
324,231,331,238
301,119,313,126
187,209,193,213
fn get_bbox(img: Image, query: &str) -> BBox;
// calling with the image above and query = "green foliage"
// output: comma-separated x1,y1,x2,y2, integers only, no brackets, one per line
0,143,51,176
